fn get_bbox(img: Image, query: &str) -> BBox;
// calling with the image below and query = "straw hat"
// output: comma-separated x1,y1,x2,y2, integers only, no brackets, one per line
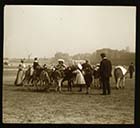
58,59,64,62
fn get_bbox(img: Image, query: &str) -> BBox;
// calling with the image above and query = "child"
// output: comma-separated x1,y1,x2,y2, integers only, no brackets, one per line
73,64,85,92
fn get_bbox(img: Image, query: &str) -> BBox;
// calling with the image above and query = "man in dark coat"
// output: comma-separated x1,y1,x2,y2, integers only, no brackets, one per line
100,53,112,95
128,62,135,79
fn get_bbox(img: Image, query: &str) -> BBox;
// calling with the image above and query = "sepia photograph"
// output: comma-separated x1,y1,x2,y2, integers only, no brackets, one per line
3,5,136,124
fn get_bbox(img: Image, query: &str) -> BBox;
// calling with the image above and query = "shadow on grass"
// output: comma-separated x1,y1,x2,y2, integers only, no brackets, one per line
7,86,102,96
4,83,120,96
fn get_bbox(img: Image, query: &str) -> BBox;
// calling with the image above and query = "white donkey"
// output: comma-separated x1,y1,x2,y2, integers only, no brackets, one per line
114,66,128,89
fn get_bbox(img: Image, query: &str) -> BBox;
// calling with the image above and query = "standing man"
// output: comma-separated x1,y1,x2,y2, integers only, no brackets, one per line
100,53,112,95
128,62,135,79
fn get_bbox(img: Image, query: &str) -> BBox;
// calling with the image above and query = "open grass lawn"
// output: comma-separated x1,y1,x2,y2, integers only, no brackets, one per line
2,68,135,124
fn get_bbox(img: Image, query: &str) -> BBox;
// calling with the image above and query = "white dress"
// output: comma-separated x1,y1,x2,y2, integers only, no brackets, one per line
73,69,86,85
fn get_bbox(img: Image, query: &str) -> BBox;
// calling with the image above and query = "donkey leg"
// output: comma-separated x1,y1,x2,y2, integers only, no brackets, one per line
55,81,58,92
70,80,73,91
86,85,90,94
99,79,102,89
119,78,122,88
94,79,97,88
97,79,100,89
116,78,121,89
58,79,63,92
68,80,70,91
122,77,125,88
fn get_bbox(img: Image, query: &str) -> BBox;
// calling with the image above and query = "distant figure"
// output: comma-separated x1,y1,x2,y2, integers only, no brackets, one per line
128,62,135,79
15,59,26,86
33,57,40,70
73,64,86,92
43,64,47,69
32,57,43,80
100,53,112,95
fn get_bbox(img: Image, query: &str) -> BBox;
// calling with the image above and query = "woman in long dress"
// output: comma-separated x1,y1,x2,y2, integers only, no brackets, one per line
15,60,26,86
73,64,86,92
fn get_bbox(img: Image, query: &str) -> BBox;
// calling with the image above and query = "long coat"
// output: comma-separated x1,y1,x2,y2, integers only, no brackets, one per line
15,63,25,85
100,58,112,79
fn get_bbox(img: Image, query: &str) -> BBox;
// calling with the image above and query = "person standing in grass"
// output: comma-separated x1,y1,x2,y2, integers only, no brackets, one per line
128,62,135,79
100,53,112,95
15,59,26,86
73,64,86,92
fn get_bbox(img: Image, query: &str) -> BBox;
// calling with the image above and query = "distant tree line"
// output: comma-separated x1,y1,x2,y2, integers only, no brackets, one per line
95,48,135,65
50,48,135,66
4,48,135,66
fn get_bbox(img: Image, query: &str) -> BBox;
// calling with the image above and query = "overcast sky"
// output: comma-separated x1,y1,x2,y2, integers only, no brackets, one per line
4,5,136,58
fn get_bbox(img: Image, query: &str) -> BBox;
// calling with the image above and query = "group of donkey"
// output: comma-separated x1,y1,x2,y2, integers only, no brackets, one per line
22,64,128,92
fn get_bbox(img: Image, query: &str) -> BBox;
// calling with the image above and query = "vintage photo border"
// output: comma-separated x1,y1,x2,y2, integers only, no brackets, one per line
0,0,140,128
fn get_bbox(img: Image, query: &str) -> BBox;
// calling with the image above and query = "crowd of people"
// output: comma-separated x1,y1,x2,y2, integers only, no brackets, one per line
14,53,135,95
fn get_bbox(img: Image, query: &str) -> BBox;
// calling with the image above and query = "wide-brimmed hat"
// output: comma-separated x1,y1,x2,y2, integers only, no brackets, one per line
58,59,64,62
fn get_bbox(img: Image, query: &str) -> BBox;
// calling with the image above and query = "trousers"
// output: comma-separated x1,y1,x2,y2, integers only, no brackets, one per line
101,77,111,94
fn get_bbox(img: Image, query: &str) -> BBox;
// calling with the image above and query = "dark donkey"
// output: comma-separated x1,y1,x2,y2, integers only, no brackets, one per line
83,66,93,94
92,64,102,89
23,65,51,91
48,65,76,92
61,65,77,91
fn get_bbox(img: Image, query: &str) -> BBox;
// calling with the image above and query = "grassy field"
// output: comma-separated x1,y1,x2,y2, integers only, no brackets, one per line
2,67,135,124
